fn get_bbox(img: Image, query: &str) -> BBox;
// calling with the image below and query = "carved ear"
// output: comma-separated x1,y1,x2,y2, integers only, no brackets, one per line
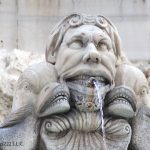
112,29,129,65
104,18,129,65
45,28,63,64
114,32,126,63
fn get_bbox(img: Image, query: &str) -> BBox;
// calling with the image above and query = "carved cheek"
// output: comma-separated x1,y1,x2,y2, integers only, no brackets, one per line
56,47,70,65
55,49,84,76
101,52,117,78
16,81,37,104
106,51,117,65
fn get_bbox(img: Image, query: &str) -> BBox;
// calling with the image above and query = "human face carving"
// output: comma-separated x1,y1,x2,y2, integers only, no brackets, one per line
55,25,117,84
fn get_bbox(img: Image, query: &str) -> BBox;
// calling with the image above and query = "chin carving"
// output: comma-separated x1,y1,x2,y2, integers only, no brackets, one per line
0,13,150,150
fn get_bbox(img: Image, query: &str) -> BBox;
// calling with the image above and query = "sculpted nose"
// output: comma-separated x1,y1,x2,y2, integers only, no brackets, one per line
83,43,101,64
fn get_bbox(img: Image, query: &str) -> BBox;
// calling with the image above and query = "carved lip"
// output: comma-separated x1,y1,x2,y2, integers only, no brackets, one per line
62,67,113,85
66,74,111,87
36,84,70,117
105,86,136,112
39,93,69,113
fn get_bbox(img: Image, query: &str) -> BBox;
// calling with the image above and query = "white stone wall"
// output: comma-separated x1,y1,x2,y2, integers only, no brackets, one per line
0,0,150,60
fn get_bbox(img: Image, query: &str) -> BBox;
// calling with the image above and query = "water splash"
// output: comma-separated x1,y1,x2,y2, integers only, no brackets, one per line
92,79,108,150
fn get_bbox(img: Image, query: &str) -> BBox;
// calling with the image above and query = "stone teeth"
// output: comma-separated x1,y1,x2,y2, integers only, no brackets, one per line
100,77,104,81
114,96,118,99
78,75,81,80
81,75,84,80
110,99,130,105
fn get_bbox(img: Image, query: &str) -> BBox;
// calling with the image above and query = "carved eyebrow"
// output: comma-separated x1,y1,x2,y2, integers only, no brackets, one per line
67,34,89,45
98,38,109,44
95,36,112,50
94,34,107,44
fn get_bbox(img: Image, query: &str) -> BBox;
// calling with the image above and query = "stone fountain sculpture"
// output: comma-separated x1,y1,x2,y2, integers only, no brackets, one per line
0,13,150,150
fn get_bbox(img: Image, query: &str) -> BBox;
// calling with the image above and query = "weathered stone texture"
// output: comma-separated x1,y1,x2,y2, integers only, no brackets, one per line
0,49,44,123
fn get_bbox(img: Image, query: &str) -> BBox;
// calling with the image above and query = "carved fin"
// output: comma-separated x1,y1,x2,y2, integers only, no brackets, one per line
0,104,33,128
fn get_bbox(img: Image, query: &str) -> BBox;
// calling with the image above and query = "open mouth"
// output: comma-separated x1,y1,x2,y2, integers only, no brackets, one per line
36,84,70,117
66,75,110,88
105,86,136,118
66,75,111,112
39,92,69,113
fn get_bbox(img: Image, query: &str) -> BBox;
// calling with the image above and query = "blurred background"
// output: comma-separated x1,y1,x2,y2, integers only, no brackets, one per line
0,0,150,61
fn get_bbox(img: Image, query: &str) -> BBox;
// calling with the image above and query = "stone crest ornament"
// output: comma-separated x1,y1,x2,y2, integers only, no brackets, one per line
0,13,150,150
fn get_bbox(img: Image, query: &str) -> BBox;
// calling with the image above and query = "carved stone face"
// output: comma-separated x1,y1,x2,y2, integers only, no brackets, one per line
55,25,117,111
55,25,116,82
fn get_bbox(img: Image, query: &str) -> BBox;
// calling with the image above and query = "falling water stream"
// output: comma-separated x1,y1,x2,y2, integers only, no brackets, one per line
92,79,108,150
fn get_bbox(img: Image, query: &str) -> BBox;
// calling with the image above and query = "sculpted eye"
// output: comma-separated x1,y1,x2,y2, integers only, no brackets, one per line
23,81,32,91
140,87,148,96
69,40,83,49
96,42,108,51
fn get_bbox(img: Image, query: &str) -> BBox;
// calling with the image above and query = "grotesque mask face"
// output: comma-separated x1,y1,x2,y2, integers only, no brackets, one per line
55,25,117,111
55,25,116,82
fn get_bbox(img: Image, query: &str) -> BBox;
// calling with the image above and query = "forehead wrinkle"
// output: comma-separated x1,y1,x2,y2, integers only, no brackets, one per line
68,29,89,37
63,25,108,43
93,33,107,43
64,30,90,43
